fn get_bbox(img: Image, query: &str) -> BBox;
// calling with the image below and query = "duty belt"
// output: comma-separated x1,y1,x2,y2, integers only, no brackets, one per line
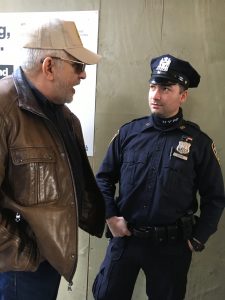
128,214,195,243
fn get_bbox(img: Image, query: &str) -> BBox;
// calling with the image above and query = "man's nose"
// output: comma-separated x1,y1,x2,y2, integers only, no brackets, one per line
152,88,161,100
79,70,86,79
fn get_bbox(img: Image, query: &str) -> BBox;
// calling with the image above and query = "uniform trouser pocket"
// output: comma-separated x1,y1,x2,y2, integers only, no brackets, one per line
92,237,127,300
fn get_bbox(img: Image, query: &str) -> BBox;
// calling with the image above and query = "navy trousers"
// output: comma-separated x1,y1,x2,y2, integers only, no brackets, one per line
93,236,192,300
0,261,61,300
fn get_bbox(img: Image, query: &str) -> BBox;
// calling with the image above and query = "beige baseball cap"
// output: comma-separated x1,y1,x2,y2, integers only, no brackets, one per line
22,18,101,64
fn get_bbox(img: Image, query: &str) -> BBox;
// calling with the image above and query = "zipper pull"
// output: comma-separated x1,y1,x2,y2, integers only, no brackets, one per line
15,212,21,222
68,281,73,291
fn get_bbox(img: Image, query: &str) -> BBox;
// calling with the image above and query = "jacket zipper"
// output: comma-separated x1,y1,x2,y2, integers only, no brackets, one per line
67,281,73,291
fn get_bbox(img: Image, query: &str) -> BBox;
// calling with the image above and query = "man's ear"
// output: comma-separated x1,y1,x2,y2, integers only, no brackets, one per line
180,90,188,104
41,57,55,80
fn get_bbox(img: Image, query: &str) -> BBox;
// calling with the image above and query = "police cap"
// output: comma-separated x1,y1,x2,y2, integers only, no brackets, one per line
149,54,200,89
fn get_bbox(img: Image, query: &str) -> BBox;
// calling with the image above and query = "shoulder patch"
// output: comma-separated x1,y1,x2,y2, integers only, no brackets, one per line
109,130,119,145
212,142,220,163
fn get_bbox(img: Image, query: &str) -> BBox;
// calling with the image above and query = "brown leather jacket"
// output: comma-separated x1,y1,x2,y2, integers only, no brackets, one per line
0,68,105,282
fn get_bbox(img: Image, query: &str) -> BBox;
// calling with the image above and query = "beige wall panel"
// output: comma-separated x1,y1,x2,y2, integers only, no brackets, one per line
1,0,225,299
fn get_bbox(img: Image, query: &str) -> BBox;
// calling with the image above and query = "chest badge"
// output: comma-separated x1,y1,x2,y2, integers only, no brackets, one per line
176,141,191,155
172,137,193,160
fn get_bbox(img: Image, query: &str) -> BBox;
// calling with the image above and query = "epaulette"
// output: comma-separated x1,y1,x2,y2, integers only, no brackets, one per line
180,120,213,142
178,120,201,141
109,116,149,144
183,120,200,130
120,115,149,129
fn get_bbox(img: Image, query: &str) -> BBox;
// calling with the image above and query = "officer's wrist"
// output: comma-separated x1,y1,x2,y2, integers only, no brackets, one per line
190,238,205,252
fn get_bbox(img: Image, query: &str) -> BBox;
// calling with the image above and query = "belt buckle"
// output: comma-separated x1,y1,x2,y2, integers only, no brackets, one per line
154,226,167,243
139,226,151,233
132,226,152,238
167,224,178,241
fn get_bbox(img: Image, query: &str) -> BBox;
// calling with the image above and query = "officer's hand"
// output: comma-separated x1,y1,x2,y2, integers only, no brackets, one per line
106,216,132,237
187,239,194,251
187,238,205,252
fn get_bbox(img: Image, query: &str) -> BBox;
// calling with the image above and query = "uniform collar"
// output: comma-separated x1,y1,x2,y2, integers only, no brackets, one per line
143,109,183,132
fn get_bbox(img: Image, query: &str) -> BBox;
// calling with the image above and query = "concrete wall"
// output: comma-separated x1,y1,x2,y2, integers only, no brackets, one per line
1,0,225,299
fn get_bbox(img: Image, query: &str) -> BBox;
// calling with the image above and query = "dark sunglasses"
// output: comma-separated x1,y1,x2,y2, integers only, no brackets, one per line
41,56,86,73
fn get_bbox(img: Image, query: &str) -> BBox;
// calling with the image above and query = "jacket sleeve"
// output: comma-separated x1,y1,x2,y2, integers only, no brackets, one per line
0,116,40,272
194,137,225,244
96,131,122,219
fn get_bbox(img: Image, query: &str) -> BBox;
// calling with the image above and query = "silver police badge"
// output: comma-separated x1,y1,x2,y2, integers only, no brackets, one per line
176,141,191,155
172,141,191,160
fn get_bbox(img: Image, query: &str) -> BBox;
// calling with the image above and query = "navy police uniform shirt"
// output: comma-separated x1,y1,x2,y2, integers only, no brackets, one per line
96,109,225,244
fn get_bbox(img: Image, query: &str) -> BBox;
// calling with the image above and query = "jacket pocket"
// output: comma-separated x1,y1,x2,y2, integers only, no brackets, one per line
9,147,59,205
0,218,41,272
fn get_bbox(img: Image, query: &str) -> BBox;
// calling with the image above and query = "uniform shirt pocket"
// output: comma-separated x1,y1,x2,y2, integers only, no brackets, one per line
160,158,195,203
121,151,149,185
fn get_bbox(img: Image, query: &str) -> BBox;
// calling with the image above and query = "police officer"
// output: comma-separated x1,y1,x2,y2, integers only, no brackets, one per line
92,54,225,300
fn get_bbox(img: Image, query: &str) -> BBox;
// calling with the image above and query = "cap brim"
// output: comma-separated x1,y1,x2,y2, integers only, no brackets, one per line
149,75,177,85
66,47,101,64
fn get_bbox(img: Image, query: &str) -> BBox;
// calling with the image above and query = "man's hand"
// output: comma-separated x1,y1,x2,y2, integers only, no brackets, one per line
106,216,132,237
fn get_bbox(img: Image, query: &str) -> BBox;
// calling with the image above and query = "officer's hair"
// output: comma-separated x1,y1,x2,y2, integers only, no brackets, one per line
178,84,188,94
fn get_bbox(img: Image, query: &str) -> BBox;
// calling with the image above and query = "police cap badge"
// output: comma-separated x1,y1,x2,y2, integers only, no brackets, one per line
149,54,200,89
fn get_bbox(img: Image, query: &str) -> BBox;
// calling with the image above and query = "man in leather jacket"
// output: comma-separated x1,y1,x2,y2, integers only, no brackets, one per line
0,18,105,300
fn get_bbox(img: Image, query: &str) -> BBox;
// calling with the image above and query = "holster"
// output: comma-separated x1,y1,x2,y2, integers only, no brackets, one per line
179,213,197,240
